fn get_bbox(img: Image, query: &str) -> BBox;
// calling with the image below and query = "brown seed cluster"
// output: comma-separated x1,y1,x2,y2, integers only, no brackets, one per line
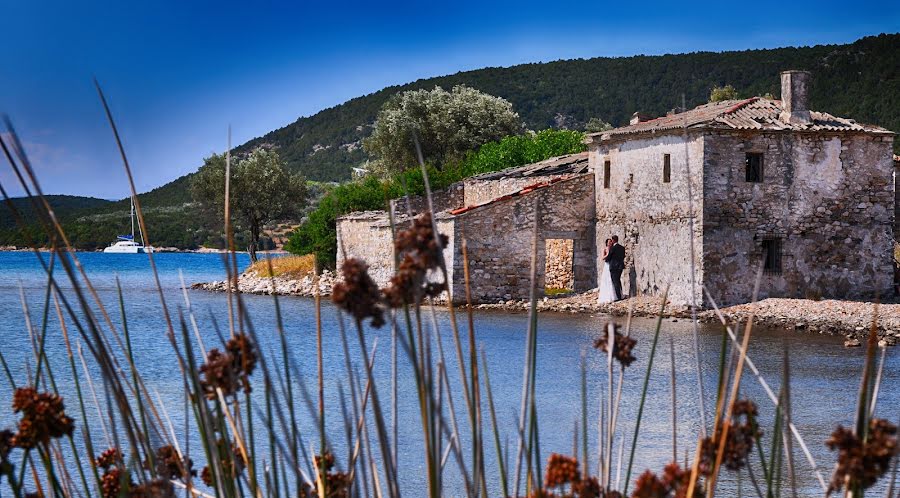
826,417,898,492
631,462,699,498
130,478,176,498
101,467,128,498
593,323,637,368
200,465,212,486
96,448,122,470
545,453,580,488
699,399,760,475
530,453,609,498
151,445,195,481
382,212,448,308
332,258,386,328
10,387,74,448
199,333,258,400
305,451,351,498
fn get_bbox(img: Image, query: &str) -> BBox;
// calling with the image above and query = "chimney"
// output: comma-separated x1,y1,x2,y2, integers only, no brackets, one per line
779,70,811,124
630,112,652,125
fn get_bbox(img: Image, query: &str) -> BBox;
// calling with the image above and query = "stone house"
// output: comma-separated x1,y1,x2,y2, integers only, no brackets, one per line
338,71,896,306
337,153,595,302
588,70,895,305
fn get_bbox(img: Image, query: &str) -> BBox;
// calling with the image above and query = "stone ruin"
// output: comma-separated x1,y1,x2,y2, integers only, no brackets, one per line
338,71,897,306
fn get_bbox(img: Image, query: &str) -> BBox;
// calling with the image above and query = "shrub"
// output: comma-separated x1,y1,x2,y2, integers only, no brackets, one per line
286,129,586,268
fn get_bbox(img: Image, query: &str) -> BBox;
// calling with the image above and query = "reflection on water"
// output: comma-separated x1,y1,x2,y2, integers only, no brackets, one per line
0,252,896,496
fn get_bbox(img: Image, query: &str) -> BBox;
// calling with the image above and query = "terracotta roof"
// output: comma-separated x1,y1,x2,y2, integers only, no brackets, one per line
469,152,589,181
448,175,578,216
587,98,893,142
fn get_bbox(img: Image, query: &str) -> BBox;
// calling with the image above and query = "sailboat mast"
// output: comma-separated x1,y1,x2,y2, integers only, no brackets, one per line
130,196,135,240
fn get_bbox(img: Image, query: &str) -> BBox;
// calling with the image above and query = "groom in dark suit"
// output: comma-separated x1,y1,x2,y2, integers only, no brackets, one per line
607,235,626,301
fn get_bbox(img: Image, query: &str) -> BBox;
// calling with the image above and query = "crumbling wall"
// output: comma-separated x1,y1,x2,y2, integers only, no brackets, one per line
449,174,595,303
591,134,705,305
462,175,572,207
702,132,895,305
336,211,396,286
336,211,456,298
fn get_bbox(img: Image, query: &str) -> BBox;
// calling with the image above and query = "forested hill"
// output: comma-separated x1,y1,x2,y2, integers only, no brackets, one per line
238,33,899,182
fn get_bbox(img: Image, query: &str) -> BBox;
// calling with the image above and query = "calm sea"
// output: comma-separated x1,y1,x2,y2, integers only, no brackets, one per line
0,251,896,496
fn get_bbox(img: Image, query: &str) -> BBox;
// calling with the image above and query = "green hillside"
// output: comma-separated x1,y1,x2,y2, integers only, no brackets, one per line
238,33,899,182
2,33,898,250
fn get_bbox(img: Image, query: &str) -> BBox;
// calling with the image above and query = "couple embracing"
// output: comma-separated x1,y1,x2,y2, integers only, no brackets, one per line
598,235,625,304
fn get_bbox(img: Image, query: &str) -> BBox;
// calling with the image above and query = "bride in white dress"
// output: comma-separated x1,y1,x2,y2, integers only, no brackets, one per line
598,238,617,304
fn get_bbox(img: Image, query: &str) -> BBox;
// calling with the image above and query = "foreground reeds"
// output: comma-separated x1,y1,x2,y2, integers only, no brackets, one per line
0,88,897,498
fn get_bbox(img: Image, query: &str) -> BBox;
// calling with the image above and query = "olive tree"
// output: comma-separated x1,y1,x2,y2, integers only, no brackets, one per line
191,148,306,262
709,84,740,102
364,85,521,173
585,117,614,133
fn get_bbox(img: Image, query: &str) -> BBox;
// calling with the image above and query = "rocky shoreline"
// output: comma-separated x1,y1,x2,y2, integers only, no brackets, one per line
191,275,898,347
191,269,336,296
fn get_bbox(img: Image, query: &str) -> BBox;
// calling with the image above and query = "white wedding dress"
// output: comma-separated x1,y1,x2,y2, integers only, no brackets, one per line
598,261,617,304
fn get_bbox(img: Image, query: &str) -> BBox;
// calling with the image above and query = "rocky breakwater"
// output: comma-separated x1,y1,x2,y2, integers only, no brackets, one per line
192,269,336,297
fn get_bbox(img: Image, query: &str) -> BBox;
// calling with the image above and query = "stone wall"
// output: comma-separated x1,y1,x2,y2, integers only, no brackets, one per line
448,174,595,303
545,238,575,290
336,211,456,296
591,134,705,305
390,181,465,216
336,211,396,286
462,174,571,207
702,132,896,305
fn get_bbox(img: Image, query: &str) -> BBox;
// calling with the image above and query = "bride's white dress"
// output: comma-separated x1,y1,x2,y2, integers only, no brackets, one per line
598,261,617,304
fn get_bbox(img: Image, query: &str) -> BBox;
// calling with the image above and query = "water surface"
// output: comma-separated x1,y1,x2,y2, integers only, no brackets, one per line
0,251,896,496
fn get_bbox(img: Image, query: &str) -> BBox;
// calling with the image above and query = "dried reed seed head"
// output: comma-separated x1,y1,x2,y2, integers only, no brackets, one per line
152,444,195,480
200,466,212,486
96,448,122,470
130,478,177,498
572,476,604,498
199,332,258,399
394,212,448,270
698,399,760,475
826,417,898,492
630,462,700,498
382,212,449,308
100,467,129,498
10,387,75,448
632,470,668,498
332,258,386,328
226,333,258,378
545,453,581,488
593,323,637,367
314,451,336,472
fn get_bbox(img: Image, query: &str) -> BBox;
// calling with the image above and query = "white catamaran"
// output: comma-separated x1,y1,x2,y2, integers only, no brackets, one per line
103,196,152,254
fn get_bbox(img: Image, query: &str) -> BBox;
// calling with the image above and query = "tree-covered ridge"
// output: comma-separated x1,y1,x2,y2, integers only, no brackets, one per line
2,33,897,250
238,33,899,182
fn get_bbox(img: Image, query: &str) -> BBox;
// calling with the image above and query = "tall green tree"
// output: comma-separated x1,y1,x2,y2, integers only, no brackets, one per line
191,148,307,262
364,85,522,173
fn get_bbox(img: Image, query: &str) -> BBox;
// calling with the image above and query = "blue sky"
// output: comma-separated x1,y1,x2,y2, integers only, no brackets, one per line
1,0,897,199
